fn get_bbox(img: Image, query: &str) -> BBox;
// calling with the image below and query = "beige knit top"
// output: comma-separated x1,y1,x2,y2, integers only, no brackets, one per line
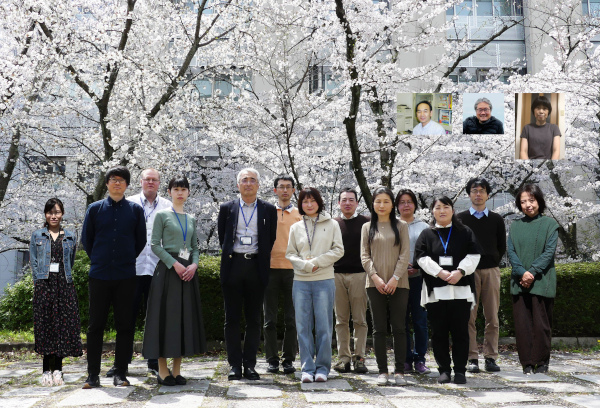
361,220,410,289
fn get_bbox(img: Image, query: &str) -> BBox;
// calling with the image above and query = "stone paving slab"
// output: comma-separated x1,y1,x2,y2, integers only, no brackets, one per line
3,385,65,397
300,379,352,390
303,391,364,402
442,377,508,389
550,364,599,373
562,395,600,408
157,380,210,394
293,371,340,380
520,381,596,393
574,374,600,385
57,387,134,406
377,386,440,397
0,378,10,386
179,369,215,379
0,369,35,378
227,402,283,408
359,374,420,386
99,376,147,387
226,384,283,398
495,370,554,382
62,373,86,383
388,399,465,408
228,377,274,384
465,390,537,404
145,393,205,407
309,405,376,408
0,397,42,408
515,406,564,408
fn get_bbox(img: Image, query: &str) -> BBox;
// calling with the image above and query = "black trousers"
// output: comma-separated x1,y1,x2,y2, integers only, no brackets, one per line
426,299,471,375
367,287,409,374
87,277,136,376
222,257,265,368
512,293,554,367
129,275,158,366
263,268,296,364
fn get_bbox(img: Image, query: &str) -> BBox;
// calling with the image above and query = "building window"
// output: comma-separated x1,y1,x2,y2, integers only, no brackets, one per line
25,156,67,175
447,0,523,17
582,0,600,15
309,66,341,96
191,73,251,99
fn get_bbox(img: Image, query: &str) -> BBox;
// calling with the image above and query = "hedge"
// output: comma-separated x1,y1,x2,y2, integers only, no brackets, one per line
1,252,599,339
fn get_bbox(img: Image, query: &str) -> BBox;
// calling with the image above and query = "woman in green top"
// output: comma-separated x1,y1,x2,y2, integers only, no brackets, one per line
143,176,206,386
507,184,559,375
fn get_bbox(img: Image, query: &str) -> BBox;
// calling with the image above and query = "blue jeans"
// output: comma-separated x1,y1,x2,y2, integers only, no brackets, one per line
405,276,428,364
292,279,335,376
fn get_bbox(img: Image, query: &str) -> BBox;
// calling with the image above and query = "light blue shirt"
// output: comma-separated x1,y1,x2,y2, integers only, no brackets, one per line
233,197,259,254
469,206,489,219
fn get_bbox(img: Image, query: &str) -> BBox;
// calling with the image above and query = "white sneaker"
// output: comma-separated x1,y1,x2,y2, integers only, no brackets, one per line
301,372,314,383
394,373,407,385
376,373,389,385
315,373,327,382
41,371,53,386
52,370,64,386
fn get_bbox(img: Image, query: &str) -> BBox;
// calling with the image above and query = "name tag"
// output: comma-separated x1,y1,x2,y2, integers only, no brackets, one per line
178,248,190,261
306,256,314,260
439,256,453,266
49,263,60,273
240,236,252,245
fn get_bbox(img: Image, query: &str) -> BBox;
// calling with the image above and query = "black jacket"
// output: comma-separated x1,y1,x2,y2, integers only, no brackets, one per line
217,198,277,287
463,115,504,134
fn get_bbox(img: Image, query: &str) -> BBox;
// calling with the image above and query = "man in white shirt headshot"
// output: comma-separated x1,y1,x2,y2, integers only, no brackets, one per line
412,101,446,136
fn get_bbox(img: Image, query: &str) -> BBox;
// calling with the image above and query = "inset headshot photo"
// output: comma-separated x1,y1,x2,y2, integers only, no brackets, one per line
462,93,505,134
515,93,565,160
397,93,452,136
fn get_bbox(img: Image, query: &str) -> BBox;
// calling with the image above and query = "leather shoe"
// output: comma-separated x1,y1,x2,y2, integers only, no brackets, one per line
228,366,242,381
157,373,176,386
243,367,260,380
267,361,279,374
174,375,187,385
282,361,296,374
106,366,117,377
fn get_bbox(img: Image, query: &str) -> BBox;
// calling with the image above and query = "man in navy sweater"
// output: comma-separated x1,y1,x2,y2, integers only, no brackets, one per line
81,166,146,389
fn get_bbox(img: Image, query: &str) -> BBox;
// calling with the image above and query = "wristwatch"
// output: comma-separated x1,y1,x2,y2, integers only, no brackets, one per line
393,274,400,281
458,268,466,276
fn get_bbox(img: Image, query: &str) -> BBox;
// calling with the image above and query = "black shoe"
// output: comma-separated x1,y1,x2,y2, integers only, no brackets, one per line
437,372,451,384
485,358,501,372
282,361,296,374
534,364,548,374
267,361,279,374
467,359,480,373
243,366,260,380
333,360,351,373
174,375,187,385
354,357,368,374
453,372,467,384
523,365,534,374
148,362,159,376
106,366,117,377
228,366,242,381
113,370,130,387
82,374,100,389
157,373,176,386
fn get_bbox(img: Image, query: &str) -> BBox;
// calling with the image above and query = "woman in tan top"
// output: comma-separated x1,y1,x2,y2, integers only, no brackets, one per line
361,187,410,386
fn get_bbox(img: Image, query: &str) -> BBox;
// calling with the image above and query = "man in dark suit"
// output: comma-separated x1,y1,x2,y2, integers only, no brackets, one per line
218,167,277,381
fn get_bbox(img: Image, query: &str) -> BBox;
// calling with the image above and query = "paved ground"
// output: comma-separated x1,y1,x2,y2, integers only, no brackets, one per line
0,350,599,407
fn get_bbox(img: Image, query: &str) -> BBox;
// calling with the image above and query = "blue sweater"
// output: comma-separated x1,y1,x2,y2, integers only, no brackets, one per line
81,196,146,280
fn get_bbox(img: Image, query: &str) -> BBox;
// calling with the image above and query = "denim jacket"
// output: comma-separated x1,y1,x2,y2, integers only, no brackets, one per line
29,228,77,283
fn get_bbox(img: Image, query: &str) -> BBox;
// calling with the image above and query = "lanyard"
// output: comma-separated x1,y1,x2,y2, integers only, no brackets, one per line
436,226,452,255
239,201,258,232
141,197,158,222
172,208,187,247
303,215,319,252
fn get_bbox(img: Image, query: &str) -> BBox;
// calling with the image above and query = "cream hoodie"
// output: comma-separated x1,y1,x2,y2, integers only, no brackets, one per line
285,212,344,281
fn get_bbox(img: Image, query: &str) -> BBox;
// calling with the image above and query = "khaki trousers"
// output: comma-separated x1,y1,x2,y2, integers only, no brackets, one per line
334,272,368,363
468,267,501,360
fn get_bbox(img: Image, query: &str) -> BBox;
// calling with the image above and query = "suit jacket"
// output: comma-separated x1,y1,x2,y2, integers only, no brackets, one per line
218,197,277,287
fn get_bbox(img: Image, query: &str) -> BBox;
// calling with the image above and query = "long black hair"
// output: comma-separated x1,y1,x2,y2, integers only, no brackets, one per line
369,187,400,246
43,198,65,228
429,196,464,229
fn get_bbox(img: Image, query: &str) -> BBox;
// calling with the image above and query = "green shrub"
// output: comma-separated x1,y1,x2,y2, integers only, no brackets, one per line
0,273,34,331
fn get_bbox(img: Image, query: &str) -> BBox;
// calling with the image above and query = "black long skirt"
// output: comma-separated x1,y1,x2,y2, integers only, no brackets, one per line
142,254,207,358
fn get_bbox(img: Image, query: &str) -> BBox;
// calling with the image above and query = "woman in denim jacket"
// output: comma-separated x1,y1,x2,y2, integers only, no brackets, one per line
30,198,83,386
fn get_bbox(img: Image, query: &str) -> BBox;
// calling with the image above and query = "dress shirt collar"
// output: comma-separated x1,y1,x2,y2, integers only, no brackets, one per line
276,203,294,212
238,195,258,207
469,206,489,218
140,190,160,206
107,195,125,206
341,212,358,220
434,221,452,228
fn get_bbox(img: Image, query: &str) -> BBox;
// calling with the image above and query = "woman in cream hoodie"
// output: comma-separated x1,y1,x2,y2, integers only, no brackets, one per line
286,187,344,383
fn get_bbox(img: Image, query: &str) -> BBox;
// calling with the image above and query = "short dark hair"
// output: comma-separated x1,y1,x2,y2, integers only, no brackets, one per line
273,175,295,189
168,176,190,190
338,187,358,201
43,198,65,228
105,166,130,186
531,95,552,115
466,178,491,195
298,187,324,215
395,189,419,212
429,196,464,229
415,100,432,116
515,184,546,214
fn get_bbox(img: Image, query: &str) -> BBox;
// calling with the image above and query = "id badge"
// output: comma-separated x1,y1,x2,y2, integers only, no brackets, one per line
49,263,60,273
439,256,453,266
306,256,314,260
178,248,190,261
240,236,252,245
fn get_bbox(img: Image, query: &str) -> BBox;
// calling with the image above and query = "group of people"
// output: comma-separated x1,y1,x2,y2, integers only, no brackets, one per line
28,165,559,388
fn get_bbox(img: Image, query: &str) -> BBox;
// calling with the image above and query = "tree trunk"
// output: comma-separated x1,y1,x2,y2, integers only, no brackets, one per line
546,160,578,258
0,128,20,205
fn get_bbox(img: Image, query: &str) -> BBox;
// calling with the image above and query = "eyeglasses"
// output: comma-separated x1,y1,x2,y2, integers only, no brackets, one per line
476,108,491,113
240,178,258,185
276,185,293,190
142,178,159,183
108,178,126,184
470,189,487,195
398,201,414,206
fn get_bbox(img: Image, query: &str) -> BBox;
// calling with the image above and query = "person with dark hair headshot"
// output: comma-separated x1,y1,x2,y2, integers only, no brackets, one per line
81,166,146,389
519,95,561,159
264,175,302,375
414,196,481,385
412,100,446,136
395,189,430,375
143,176,206,386
463,97,504,134
361,187,411,385
457,178,506,373
30,198,83,387
218,168,277,381
507,184,559,374
332,187,370,374
286,187,344,383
